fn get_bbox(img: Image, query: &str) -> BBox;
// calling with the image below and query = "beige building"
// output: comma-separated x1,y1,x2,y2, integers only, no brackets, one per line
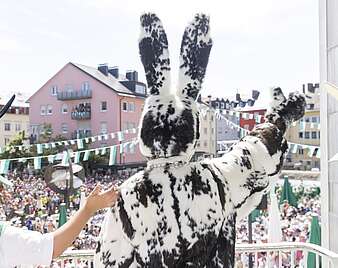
0,92,30,148
194,100,217,159
284,83,320,170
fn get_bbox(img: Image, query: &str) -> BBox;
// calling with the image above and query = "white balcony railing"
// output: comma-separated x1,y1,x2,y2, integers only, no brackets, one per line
51,242,338,268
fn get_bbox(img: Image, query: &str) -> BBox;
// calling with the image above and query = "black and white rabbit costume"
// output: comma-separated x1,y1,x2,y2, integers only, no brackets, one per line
94,13,306,268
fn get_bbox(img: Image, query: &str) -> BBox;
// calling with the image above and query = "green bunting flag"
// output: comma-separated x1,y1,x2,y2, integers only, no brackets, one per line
34,157,41,170
291,144,298,154
37,144,43,154
0,159,10,174
109,146,117,166
117,132,124,142
76,139,84,149
74,152,80,164
61,151,69,166
308,147,316,157
83,150,90,161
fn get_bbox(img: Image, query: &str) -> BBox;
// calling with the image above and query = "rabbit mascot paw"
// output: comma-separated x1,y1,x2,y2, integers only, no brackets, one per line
94,13,306,268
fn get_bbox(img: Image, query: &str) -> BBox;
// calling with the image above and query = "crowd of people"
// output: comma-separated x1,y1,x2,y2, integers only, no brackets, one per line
0,170,321,268
235,181,321,267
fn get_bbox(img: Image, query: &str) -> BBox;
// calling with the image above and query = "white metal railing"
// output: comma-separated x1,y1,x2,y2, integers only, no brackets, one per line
53,242,338,268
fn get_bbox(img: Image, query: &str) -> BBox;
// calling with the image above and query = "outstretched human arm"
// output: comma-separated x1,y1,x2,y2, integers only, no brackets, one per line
210,88,305,219
52,184,119,258
0,184,119,266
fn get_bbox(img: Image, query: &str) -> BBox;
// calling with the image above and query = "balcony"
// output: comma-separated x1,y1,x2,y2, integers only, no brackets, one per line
71,103,91,120
71,111,91,120
57,89,92,101
56,242,338,268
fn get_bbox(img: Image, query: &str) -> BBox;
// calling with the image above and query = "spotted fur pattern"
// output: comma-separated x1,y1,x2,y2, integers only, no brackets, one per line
94,13,306,268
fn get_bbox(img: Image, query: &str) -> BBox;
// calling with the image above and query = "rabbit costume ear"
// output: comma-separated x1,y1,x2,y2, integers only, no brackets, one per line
178,13,212,100
139,13,171,96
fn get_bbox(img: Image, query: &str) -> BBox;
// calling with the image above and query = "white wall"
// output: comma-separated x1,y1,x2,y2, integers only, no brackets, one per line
319,0,338,254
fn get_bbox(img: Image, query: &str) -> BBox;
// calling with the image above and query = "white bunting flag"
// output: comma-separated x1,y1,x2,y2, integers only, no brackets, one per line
109,146,117,166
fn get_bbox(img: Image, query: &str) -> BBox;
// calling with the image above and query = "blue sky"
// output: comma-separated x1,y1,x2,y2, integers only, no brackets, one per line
0,0,319,102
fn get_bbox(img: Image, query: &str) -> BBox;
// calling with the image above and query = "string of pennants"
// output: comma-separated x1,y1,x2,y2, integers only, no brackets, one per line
217,140,320,158
201,105,321,158
0,138,139,175
0,127,138,155
199,105,321,131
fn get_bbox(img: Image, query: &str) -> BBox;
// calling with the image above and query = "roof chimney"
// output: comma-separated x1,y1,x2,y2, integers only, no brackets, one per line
126,70,138,81
108,67,119,78
98,64,109,76
252,90,260,100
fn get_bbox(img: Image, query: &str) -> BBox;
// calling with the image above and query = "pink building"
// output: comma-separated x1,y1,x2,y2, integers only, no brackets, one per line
28,62,147,166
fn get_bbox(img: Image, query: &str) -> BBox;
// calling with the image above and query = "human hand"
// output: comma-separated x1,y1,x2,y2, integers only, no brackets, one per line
83,184,120,215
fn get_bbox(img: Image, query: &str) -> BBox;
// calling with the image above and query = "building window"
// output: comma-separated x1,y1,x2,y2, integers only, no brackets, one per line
81,82,90,91
307,104,315,110
15,123,21,132
40,105,46,115
61,123,68,134
315,161,320,168
4,137,10,145
298,148,304,155
305,117,310,123
51,85,58,96
101,101,107,112
311,116,318,123
311,131,317,139
318,131,320,138
135,84,146,94
128,102,135,112
47,105,53,115
61,104,68,114
4,123,10,131
215,102,219,108
100,122,108,134
122,102,128,111
304,131,310,139
221,103,225,109
299,132,303,138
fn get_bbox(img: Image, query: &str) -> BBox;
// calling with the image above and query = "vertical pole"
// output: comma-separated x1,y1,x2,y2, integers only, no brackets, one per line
248,214,253,268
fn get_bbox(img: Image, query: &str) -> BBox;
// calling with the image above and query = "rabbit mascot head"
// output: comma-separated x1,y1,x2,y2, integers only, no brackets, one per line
138,13,212,162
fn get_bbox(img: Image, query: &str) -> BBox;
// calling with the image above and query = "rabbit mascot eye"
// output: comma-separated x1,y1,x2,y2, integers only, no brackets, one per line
94,13,306,268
